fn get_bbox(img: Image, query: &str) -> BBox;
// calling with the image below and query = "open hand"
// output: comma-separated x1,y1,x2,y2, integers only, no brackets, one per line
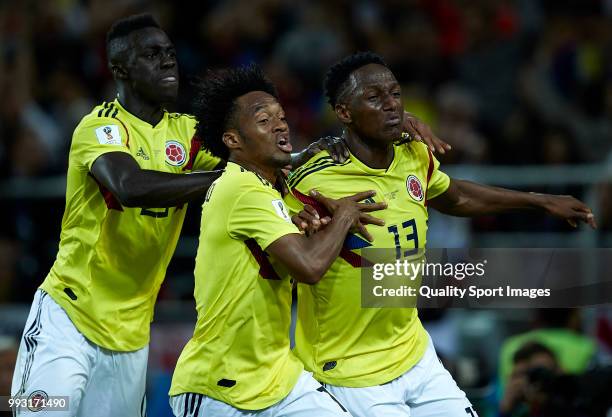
309,189,387,242
400,111,451,154
309,136,350,163
538,194,597,229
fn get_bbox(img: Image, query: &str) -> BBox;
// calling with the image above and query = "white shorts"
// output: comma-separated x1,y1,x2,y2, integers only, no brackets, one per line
11,289,148,417
170,371,352,417
325,336,478,417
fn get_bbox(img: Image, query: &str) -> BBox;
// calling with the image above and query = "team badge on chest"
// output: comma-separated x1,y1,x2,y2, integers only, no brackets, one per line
406,174,424,201
165,140,186,166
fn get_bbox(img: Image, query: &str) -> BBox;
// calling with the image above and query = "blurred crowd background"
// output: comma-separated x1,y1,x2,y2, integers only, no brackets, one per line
0,0,611,416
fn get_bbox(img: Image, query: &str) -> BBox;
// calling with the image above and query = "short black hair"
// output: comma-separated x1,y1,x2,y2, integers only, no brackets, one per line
193,64,278,160
106,14,161,64
513,342,556,364
324,51,387,107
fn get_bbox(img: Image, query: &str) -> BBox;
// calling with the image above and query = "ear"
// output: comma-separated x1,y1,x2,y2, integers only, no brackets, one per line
110,63,128,81
222,131,242,153
335,103,352,124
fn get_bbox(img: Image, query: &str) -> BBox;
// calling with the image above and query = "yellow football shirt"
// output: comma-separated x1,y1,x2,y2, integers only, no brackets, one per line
284,141,450,387
40,99,220,351
170,162,304,410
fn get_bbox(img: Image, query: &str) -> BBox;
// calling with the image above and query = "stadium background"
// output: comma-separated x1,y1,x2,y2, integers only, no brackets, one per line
0,0,610,416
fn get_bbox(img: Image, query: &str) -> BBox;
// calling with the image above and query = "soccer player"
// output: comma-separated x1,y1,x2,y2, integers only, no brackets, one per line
168,64,387,417
9,14,228,417
285,52,596,417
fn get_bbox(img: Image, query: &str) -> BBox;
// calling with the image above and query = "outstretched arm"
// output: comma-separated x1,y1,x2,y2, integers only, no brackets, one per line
91,152,224,208
428,178,596,228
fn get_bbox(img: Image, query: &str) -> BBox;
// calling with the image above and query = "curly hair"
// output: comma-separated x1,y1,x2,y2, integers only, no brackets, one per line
192,64,278,160
324,51,387,107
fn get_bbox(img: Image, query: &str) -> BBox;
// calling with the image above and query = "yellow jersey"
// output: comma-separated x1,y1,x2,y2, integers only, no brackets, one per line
284,142,450,387
40,99,220,351
170,162,304,410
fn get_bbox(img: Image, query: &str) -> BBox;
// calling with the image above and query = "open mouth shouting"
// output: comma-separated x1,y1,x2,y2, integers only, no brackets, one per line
277,134,293,153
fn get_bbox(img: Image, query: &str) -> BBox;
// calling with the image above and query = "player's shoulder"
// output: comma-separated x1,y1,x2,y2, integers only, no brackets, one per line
75,101,124,132
167,111,196,120
71,101,129,146
287,151,347,191
166,111,197,127
390,141,435,175
79,101,121,123
217,163,277,196
396,140,431,160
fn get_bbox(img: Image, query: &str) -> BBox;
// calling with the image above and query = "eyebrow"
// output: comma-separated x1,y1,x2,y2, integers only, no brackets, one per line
251,102,282,115
139,42,175,50
358,82,400,95
361,79,400,88
252,104,269,113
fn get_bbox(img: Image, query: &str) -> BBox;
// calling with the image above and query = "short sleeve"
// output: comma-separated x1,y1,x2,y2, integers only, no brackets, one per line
228,183,300,250
426,152,450,200
283,189,305,216
71,118,131,171
192,148,222,171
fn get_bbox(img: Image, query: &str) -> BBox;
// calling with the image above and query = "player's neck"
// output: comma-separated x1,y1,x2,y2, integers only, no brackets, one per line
343,130,394,169
229,157,278,186
116,91,165,126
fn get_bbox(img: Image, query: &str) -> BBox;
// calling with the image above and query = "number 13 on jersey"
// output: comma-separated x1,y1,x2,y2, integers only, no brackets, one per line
387,219,419,259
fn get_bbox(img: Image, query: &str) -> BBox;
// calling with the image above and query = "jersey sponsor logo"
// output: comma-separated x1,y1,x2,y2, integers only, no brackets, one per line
406,175,424,201
95,125,122,145
136,147,150,160
272,199,291,222
165,140,186,166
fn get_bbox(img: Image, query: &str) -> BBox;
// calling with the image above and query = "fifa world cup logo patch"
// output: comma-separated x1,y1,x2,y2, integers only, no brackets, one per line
165,140,186,166
95,124,122,145
103,126,113,140
272,199,291,222
406,175,424,201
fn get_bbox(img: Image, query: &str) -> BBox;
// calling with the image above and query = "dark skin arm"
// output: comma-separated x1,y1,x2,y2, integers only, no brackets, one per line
91,152,225,208
267,190,387,285
428,179,597,228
